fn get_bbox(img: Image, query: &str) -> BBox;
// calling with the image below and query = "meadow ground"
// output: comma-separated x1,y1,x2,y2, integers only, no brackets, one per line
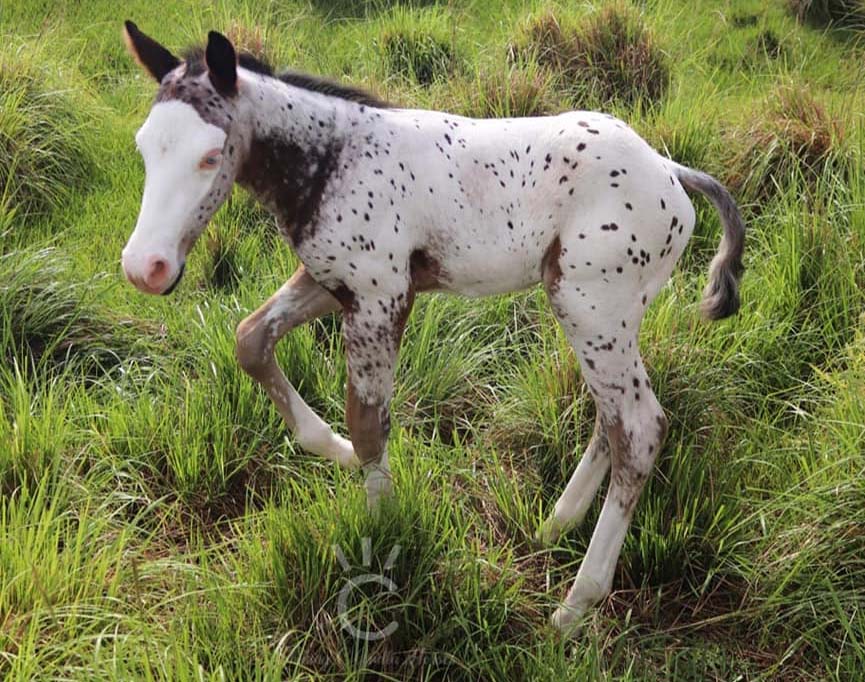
1,0,865,679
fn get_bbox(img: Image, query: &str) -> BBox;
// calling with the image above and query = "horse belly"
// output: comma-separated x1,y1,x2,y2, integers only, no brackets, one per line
437,238,545,297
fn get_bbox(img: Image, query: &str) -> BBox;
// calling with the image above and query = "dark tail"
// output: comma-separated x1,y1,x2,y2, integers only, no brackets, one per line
674,164,746,320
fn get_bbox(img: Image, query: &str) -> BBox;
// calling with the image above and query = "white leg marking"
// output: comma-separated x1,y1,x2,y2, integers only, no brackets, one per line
363,448,393,512
288,391,358,469
538,419,610,545
552,497,630,634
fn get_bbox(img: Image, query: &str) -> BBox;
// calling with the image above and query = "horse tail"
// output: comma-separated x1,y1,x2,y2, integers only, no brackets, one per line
674,164,746,321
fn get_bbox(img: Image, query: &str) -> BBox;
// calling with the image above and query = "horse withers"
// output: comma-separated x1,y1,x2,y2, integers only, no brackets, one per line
121,23,744,633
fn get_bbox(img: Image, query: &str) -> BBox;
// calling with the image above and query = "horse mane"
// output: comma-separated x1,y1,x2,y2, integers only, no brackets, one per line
181,47,391,109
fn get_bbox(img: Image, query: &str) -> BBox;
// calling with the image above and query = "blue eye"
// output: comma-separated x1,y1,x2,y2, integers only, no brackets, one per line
200,149,222,169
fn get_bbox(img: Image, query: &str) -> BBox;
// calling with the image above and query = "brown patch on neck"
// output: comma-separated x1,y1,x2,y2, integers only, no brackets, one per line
238,135,342,247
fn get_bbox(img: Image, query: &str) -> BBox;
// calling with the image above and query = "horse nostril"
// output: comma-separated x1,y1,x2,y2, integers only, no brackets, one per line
145,256,170,289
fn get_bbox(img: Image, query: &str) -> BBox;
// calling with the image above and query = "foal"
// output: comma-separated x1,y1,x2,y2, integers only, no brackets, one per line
121,24,745,633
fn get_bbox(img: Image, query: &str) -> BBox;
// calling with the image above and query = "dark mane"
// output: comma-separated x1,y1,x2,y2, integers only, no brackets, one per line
181,47,390,109
276,71,390,109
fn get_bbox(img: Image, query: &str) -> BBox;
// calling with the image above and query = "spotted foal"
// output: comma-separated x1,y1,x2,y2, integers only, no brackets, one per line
121,25,745,633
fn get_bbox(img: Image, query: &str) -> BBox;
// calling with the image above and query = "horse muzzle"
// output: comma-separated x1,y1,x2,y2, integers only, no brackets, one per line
121,250,186,296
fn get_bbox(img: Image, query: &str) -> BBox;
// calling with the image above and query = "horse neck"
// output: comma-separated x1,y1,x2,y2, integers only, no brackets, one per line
244,74,351,141
235,75,351,240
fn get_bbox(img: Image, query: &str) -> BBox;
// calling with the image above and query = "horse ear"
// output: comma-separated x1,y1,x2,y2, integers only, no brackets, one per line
206,31,237,95
123,20,179,82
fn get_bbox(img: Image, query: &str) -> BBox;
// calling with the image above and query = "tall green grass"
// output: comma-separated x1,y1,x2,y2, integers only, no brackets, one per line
0,41,94,229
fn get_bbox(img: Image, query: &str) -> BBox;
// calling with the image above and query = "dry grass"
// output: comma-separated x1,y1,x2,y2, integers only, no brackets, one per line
789,0,865,28
725,84,846,202
226,21,271,63
510,4,670,109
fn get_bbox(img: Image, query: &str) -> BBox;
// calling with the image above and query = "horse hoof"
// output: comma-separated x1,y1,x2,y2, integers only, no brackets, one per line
365,467,393,512
536,516,563,546
551,603,584,637
332,435,360,470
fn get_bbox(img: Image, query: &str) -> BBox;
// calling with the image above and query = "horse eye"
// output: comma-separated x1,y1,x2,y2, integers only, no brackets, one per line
199,150,222,169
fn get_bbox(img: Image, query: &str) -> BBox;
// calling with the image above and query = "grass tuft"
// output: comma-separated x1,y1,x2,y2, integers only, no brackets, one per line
378,10,459,86
454,64,565,118
0,43,93,224
201,225,245,292
726,83,847,203
789,0,865,28
510,4,670,109
0,248,153,379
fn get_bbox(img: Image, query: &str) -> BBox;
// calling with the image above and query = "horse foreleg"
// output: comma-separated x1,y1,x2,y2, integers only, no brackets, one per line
235,266,358,468
340,289,413,510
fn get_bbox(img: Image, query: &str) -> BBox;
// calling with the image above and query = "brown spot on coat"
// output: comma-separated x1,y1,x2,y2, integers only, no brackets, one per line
409,249,446,292
541,236,563,295
329,283,358,315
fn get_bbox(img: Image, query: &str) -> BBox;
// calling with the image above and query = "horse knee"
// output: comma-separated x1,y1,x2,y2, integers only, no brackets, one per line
235,316,271,379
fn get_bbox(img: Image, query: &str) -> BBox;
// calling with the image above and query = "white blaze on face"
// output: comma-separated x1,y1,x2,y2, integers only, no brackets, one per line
122,101,227,294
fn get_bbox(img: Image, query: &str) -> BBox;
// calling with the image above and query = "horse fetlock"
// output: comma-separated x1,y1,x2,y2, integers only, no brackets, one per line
295,420,346,460
536,515,565,546
329,434,360,469
563,574,607,613
364,460,393,511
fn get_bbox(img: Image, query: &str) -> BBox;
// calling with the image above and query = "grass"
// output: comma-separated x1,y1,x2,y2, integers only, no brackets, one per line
453,62,566,118
789,0,865,28
1,0,865,679
726,82,848,204
0,40,94,228
0,248,156,379
377,7,461,86
510,3,670,109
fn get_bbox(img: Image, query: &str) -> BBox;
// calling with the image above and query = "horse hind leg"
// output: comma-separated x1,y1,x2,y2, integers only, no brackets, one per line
550,376,667,633
542,254,668,634
557,333,667,632
536,414,610,545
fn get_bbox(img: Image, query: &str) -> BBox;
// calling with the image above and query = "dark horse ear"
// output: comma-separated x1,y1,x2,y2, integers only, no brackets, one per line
205,31,237,95
123,20,179,82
